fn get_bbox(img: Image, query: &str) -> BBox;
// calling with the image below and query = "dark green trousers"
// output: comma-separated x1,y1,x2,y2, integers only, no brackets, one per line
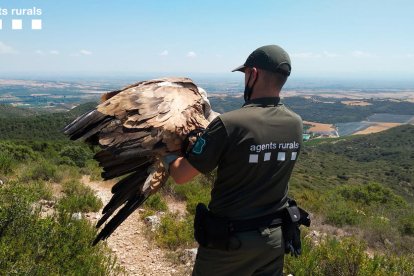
192,226,284,276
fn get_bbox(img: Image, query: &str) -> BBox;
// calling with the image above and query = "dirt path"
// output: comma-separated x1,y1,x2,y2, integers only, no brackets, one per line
82,176,189,276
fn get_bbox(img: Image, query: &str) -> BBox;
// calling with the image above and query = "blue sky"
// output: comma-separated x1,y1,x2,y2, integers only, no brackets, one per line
0,0,413,79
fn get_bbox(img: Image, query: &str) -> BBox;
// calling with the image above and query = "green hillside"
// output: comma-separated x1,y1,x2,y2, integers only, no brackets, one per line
294,125,414,201
0,104,40,118
0,102,97,140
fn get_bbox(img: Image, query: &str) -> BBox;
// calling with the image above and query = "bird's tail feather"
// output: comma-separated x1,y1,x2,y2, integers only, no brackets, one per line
93,193,149,245
94,150,151,180
63,109,111,141
97,169,149,228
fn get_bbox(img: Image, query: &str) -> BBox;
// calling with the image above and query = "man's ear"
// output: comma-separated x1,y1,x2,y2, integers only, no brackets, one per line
249,67,258,86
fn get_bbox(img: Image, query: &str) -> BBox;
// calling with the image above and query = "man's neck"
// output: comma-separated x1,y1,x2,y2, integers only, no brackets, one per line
250,88,280,100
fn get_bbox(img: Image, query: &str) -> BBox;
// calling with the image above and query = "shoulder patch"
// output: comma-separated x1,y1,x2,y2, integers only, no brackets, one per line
192,137,206,155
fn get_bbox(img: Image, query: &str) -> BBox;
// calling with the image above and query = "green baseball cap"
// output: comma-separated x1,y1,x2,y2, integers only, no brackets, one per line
232,45,291,76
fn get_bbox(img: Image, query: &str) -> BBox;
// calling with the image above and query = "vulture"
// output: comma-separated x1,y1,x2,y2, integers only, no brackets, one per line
63,77,218,245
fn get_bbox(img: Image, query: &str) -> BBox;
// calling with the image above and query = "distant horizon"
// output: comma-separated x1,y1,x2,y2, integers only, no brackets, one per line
1,69,414,81
2,71,414,89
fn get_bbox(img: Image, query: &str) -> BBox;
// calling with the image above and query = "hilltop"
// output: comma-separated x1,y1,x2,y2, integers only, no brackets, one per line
0,102,97,140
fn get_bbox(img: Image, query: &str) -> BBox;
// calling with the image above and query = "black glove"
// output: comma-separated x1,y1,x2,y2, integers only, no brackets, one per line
283,223,302,257
282,199,311,258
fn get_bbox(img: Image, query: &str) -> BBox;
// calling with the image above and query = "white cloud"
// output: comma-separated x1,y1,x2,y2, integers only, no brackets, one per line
351,50,375,58
187,51,196,58
35,50,45,55
80,49,92,55
50,50,60,55
292,51,341,59
159,50,169,56
323,51,340,58
291,52,322,59
406,54,414,58
70,49,93,57
0,42,17,54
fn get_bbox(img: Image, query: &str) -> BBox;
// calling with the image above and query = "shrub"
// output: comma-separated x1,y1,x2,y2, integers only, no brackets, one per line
398,213,414,236
284,236,414,275
0,142,38,161
325,199,363,227
20,160,62,182
57,180,102,213
144,193,168,212
59,145,92,167
80,159,103,181
339,182,407,208
58,156,77,166
0,180,122,275
173,177,210,215
154,213,194,250
0,152,15,175
55,164,82,183
28,180,53,201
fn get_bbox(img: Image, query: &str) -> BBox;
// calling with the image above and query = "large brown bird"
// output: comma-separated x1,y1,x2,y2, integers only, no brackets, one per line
64,77,218,245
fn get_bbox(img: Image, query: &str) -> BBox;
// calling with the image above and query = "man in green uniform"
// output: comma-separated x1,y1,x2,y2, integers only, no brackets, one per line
168,45,303,276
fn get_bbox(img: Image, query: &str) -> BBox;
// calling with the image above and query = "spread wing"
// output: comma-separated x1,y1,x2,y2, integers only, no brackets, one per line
63,77,212,244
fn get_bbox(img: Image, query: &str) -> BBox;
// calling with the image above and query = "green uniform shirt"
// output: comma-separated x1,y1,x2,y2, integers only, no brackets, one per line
187,97,303,220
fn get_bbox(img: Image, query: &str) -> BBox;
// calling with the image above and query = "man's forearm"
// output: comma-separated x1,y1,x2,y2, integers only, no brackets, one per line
169,157,200,184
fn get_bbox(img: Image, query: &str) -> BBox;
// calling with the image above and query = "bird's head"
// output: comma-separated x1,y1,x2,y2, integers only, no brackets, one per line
197,86,219,122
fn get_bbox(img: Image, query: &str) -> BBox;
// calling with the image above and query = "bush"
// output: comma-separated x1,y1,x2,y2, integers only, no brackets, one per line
0,180,122,275
20,160,62,182
154,213,194,250
325,199,363,227
80,159,103,181
57,180,102,213
339,182,407,208
284,236,414,275
28,180,53,201
59,145,92,167
0,142,38,161
144,193,168,212
398,213,414,236
172,177,211,215
0,152,15,175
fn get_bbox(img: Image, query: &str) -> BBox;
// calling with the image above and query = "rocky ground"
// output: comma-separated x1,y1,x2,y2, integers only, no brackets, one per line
81,176,193,276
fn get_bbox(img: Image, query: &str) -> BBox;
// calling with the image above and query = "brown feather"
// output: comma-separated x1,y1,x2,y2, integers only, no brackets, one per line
64,77,215,244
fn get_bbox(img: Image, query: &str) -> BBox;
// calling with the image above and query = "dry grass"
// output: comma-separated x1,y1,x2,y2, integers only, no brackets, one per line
341,100,372,106
303,121,336,132
353,123,402,135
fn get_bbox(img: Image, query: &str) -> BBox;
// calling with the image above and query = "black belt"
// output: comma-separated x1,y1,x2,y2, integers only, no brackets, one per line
229,210,285,233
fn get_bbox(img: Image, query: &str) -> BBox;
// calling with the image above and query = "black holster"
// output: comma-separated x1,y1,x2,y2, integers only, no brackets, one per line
194,203,234,250
282,198,311,257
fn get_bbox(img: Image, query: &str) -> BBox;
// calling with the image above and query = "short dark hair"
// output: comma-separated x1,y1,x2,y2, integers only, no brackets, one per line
259,69,288,91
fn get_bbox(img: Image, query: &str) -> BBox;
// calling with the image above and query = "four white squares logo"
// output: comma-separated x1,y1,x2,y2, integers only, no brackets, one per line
249,151,299,163
0,19,42,30
12,19,22,30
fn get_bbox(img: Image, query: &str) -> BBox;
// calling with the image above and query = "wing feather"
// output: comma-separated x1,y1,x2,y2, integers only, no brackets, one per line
65,77,214,245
